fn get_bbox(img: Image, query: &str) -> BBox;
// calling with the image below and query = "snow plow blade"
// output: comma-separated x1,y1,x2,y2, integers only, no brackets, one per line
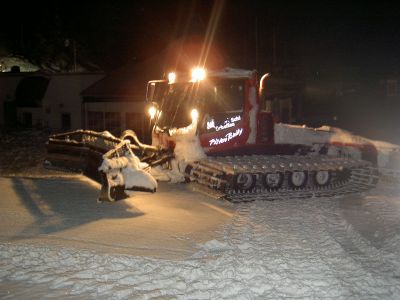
46,130,173,201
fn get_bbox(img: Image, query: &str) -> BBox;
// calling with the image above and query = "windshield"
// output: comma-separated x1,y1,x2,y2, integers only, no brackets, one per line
153,79,245,129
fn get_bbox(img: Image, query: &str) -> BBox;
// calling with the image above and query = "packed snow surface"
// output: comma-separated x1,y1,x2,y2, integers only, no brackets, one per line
1,178,400,299
1,129,400,298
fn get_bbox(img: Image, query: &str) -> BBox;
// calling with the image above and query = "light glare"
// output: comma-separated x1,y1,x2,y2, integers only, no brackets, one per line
168,72,176,83
191,67,206,82
191,108,199,121
148,106,157,119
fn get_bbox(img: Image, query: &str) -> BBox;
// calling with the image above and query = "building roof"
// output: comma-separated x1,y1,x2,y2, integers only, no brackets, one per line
81,55,167,100
81,37,225,101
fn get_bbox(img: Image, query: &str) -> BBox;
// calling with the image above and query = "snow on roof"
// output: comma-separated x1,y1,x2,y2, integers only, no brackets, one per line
81,55,165,99
0,55,40,73
209,67,255,79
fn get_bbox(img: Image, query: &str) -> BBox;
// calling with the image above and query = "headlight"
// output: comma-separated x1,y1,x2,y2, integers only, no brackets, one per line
148,106,157,119
191,108,199,121
191,67,206,82
168,72,176,84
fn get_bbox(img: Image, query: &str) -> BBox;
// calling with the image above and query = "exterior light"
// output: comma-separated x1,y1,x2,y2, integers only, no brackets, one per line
148,106,157,119
259,73,270,95
168,72,176,84
191,67,206,82
191,108,199,121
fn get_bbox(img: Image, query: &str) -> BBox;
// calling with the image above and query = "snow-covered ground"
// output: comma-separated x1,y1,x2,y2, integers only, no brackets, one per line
0,130,67,177
1,175,400,299
1,129,400,299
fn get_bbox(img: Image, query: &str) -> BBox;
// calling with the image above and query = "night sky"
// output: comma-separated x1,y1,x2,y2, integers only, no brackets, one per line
1,0,400,76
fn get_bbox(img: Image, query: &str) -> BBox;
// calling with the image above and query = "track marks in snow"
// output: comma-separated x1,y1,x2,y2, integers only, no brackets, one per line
216,192,400,298
1,184,400,299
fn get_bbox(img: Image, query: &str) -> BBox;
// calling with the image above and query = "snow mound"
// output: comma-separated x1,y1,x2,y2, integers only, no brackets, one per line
174,133,206,163
274,123,368,146
151,120,206,183
165,119,206,163
275,123,400,171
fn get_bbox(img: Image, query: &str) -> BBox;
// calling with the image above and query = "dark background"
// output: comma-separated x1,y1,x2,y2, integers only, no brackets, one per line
1,0,399,74
1,0,400,142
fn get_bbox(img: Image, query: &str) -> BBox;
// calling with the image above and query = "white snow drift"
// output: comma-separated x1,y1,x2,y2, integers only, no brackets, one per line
275,123,400,171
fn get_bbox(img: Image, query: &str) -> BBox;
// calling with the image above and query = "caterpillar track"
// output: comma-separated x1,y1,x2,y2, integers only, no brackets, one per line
185,155,379,203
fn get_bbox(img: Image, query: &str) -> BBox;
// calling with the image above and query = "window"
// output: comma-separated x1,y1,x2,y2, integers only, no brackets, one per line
61,113,71,130
126,112,145,138
105,112,121,135
155,79,245,129
15,76,49,107
87,111,104,132
22,112,32,128
202,80,244,113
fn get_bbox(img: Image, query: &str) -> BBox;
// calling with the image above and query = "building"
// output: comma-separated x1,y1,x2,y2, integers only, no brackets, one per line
81,36,225,140
81,56,167,141
0,71,104,130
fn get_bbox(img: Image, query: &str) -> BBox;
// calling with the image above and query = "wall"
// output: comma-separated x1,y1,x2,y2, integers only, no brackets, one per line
84,101,148,138
0,72,104,130
16,107,43,127
0,74,26,126
42,73,104,130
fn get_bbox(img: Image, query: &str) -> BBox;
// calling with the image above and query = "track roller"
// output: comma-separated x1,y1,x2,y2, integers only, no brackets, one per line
262,172,284,191
289,171,308,188
233,173,256,191
314,170,331,186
